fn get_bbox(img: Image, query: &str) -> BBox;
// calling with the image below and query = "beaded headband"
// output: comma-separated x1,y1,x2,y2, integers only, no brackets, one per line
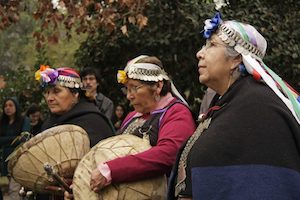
217,24,264,59
117,55,170,84
203,12,266,60
126,63,170,82
117,55,189,106
35,65,83,89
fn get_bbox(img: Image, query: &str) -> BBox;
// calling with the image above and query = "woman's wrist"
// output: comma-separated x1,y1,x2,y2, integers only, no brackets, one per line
97,163,112,185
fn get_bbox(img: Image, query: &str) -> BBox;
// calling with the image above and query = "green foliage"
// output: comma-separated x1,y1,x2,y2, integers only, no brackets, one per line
0,66,43,114
0,2,87,113
75,0,300,114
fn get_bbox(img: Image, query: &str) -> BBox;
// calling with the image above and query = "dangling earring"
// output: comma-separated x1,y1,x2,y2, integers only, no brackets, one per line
155,95,161,102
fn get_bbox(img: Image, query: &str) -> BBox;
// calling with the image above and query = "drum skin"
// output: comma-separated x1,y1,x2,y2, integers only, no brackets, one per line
72,134,167,200
7,124,90,193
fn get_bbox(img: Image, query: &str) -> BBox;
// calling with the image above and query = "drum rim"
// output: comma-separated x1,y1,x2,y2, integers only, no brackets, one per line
7,124,88,173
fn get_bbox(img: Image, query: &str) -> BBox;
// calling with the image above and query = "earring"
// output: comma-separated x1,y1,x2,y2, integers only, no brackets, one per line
155,95,161,102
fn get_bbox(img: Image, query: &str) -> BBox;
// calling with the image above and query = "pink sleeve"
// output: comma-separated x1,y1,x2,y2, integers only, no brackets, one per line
97,163,112,185
106,103,196,183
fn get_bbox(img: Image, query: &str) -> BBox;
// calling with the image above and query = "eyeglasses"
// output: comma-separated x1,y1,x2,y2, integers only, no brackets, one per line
121,84,144,95
201,40,227,50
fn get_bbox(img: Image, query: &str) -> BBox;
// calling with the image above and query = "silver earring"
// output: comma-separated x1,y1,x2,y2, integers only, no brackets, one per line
155,95,161,102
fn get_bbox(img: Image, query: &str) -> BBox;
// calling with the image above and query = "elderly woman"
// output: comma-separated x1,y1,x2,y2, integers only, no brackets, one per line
35,66,115,200
36,66,114,147
85,55,196,194
169,13,300,200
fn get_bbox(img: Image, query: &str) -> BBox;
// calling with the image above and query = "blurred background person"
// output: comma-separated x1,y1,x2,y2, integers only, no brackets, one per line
26,104,43,135
111,104,127,131
80,68,114,120
0,97,30,200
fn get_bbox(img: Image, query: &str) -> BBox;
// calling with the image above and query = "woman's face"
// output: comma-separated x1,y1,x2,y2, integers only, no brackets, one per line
43,85,79,115
4,100,16,117
196,34,237,95
115,105,124,119
125,79,158,114
29,111,41,125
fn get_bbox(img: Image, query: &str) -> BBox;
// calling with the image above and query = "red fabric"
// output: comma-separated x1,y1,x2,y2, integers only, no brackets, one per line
107,103,196,183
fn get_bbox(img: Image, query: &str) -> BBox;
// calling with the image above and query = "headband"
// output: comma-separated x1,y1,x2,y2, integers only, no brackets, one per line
203,12,300,124
117,55,189,106
35,65,83,89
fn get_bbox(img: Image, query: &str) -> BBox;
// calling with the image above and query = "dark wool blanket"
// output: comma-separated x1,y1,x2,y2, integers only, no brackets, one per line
169,76,300,200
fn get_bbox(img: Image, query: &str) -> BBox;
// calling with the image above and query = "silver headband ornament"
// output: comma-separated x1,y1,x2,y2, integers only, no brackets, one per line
117,55,170,84
117,55,189,106
35,66,83,89
126,63,170,82
203,12,265,60
217,24,264,59
56,75,82,89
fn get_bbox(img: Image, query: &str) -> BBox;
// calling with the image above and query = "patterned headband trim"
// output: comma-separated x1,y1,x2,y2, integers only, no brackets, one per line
35,65,83,89
203,12,264,59
126,63,169,82
117,62,169,84
217,24,264,59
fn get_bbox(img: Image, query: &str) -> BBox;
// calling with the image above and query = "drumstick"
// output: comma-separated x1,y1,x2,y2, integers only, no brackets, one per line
44,163,73,194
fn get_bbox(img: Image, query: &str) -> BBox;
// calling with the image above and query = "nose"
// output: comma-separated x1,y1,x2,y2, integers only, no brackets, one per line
196,47,205,60
44,92,54,102
126,91,134,101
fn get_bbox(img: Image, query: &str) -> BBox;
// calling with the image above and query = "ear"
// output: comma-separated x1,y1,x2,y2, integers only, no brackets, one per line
230,54,242,70
74,92,80,99
156,81,164,95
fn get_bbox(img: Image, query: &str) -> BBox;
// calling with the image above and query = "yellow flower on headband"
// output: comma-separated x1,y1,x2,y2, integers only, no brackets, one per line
35,70,41,81
117,70,128,84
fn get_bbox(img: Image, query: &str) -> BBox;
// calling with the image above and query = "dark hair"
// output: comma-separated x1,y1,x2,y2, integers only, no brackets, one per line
0,97,24,135
80,67,101,91
26,104,41,116
135,56,171,96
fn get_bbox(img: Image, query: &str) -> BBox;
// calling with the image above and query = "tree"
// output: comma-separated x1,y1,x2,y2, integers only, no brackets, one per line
0,0,150,47
74,0,300,114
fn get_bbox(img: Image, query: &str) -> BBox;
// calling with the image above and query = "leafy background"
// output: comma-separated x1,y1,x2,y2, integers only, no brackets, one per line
0,0,299,116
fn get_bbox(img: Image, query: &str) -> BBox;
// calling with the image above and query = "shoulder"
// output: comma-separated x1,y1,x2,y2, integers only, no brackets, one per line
97,93,113,103
162,100,195,123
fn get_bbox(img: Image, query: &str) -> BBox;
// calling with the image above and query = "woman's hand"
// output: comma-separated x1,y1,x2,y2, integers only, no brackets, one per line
64,185,73,200
90,168,107,193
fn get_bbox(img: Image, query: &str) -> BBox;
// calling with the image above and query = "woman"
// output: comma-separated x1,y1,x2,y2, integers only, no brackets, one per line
36,65,114,147
111,104,127,131
76,55,196,197
170,13,300,199
26,103,44,135
35,65,115,200
0,97,31,200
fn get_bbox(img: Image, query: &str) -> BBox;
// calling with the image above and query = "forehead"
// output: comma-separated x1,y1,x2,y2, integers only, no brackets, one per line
44,84,68,92
125,79,143,86
5,100,15,106
30,111,41,115
83,74,96,79
210,34,224,43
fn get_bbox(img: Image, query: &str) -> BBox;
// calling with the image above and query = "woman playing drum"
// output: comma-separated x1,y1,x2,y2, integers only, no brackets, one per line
35,66,114,200
65,55,196,199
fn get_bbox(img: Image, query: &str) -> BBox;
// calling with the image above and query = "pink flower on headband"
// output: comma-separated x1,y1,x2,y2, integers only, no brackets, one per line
35,65,58,87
